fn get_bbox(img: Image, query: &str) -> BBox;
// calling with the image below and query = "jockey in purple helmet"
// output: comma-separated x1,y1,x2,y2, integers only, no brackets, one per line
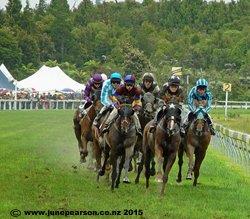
83,73,103,105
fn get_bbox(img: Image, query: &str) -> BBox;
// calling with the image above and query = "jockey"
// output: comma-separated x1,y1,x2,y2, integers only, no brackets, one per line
182,78,215,135
149,75,184,132
101,74,142,136
82,73,103,106
139,72,160,98
93,72,122,127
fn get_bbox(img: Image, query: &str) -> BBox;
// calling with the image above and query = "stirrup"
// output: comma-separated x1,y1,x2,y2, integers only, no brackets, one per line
101,125,110,134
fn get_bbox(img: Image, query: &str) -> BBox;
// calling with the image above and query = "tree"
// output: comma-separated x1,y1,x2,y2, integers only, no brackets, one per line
122,43,152,78
73,0,95,26
5,0,22,26
0,27,21,72
35,0,47,19
20,0,35,33
48,0,74,62
18,31,40,66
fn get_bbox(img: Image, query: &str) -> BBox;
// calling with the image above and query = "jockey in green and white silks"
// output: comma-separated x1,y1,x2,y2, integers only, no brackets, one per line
93,72,122,127
182,78,215,135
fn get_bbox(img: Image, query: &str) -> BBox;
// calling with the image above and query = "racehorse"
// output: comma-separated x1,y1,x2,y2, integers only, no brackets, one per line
177,107,211,186
73,90,102,163
135,92,157,183
142,102,182,195
100,104,138,190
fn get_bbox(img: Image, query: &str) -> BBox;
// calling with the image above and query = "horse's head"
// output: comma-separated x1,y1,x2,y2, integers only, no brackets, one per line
92,89,102,113
141,92,156,119
118,104,134,135
192,110,207,136
163,102,182,136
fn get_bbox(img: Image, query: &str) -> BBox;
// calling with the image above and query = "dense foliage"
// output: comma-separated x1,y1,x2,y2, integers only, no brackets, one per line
0,0,249,100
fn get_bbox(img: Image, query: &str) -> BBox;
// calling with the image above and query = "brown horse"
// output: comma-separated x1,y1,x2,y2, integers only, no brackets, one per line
73,90,102,163
142,102,182,195
177,108,211,186
92,107,112,174
100,104,138,190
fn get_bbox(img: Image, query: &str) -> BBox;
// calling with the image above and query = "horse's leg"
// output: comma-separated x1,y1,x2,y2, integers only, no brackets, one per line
116,154,125,188
93,137,102,171
193,148,206,186
80,133,89,163
177,142,184,183
123,146,134,183
155,143,164,183
73,114,83,162
161,151,177,196
135,153,144,184
150,158,156,176
98,143,110,177
186,144,195,180
110,152,117,191
145,149,151,188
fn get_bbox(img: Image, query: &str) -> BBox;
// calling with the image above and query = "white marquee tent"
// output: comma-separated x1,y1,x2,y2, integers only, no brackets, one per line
17,65,85,92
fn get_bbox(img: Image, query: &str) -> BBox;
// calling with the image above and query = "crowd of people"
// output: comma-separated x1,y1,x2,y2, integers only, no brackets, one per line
0,89,82,100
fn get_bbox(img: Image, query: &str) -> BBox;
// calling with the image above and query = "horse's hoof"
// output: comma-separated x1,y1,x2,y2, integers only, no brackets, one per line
80,157,86,163
155,176,163,183
98,169,105,176
150,169,156,176
176,179,182,183
186,174,192,180
123,177,131,184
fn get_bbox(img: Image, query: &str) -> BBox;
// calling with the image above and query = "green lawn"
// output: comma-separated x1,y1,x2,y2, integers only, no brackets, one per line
1,110,250,219
211,108,250,134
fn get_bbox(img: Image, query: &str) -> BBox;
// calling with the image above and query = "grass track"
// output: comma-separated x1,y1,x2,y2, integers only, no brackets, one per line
0,110,250,219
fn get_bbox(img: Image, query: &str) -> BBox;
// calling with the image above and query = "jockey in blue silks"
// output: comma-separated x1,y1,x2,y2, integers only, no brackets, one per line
182,78,215,135
93,72,122,128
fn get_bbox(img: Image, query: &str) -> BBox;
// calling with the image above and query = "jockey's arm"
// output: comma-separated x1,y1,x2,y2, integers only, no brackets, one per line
83,80,92,102
205,92,212,113
100,81,111,106
188,87,196,112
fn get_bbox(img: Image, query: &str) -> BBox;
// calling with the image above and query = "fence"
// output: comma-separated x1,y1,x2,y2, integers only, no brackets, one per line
0,99,82,110
211,123,250,170
213,100,250,109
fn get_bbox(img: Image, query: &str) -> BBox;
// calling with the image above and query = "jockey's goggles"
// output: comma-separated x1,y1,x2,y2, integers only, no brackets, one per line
111,79,121,84
197,85,206,90
145,79,153,83
125,83,134,87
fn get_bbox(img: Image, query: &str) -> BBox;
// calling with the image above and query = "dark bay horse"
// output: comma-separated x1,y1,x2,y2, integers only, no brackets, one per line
142,102,182,195
73,90,102,163
100,104,138,190
135,92,157,183
177,108,211,186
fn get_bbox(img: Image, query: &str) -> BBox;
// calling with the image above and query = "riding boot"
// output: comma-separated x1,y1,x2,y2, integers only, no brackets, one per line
93,111,102,127
149,120,157,133
206,115,216,135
